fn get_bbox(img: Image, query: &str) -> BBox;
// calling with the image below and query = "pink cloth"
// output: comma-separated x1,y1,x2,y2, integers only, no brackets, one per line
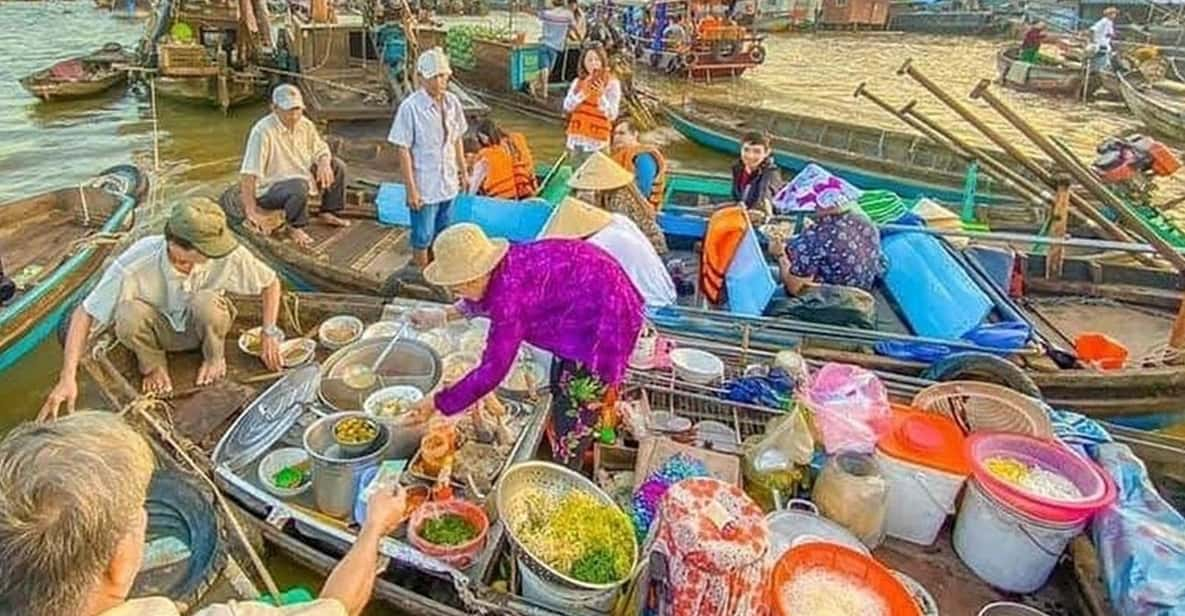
49,59,85,82
434,240,645,414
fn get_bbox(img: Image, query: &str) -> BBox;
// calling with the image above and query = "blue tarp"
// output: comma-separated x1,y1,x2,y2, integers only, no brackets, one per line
448,195,554,243
724,226,777,316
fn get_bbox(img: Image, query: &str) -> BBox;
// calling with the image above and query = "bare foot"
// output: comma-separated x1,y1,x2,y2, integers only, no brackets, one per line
196,357,227,386
142,367,173,396
289,228,315,248
319,212,351,227
244,204,278,236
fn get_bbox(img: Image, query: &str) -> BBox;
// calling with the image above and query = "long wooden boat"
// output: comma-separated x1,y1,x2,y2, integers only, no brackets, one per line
664,97,1030,205
888,10,1006,35
649,227,1185,428
81,291,1115,616
1116,71,1185,143
153,73,267,110
20,43,133,101
996,45,1102,99
0,165,144,373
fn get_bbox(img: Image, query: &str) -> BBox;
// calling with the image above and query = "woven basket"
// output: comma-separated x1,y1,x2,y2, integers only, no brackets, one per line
910,381,1053,439
159,43,218,77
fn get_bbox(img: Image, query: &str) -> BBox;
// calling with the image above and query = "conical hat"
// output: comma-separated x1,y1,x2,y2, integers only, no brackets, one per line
568,151,634,191
423,223,510,287
540,197,613,240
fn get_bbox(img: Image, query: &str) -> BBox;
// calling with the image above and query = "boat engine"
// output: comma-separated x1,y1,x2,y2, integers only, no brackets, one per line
1091,134,1181,204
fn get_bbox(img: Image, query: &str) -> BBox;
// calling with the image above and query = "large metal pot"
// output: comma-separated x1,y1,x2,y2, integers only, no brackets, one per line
303,412,390,520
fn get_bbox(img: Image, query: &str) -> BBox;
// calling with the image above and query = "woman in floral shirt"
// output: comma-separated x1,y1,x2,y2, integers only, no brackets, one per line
770,198,883,294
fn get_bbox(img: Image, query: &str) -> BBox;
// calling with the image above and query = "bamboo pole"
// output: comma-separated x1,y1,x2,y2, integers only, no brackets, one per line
896,59,1138,245
969,81,1185,272
1045,175,1073,279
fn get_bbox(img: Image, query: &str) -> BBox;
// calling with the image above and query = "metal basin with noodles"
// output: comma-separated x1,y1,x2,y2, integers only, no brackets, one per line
318,337,441,413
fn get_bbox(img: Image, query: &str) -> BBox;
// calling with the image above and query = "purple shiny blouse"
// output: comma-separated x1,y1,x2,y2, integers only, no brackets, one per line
434,240,645,415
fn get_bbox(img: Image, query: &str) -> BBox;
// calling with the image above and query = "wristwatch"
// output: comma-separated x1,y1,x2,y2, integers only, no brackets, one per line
261,325,283,339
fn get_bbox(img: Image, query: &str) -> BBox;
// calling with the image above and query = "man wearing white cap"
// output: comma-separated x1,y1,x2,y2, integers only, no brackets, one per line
388,47,469,268
239,84,350,249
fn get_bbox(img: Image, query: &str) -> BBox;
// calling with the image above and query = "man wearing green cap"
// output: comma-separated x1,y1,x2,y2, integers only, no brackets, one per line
40,198,282,419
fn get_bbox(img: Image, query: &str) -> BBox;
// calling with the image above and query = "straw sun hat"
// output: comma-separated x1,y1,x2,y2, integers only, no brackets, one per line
539,197,613,240
568,152,634,191
423,223,509,287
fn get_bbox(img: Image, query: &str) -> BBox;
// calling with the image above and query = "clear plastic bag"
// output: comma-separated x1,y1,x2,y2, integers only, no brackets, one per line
802,363,891,454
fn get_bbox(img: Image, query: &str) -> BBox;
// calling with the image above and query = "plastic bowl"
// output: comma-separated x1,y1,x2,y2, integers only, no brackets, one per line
319,316,364,350
771,542,921,616
362,321,404,340
409,499,489,569
280,338,316,368
257,447,312,498
238,327,285,356
967,432,1116,524
364,385,425,419
669,348,724,384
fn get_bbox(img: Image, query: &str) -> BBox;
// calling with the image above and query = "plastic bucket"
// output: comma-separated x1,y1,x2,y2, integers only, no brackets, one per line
877,450,966,546
518,557,617,613
953,479,1083,593
1074,333,1128,370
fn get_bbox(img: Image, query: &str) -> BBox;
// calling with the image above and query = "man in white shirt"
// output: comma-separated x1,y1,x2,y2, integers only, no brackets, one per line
388,48,469,268
39,198,282,418
537,0,576,96
240,84,350,249
1087,6,1119,71
0,412,409,616
539,197,676,308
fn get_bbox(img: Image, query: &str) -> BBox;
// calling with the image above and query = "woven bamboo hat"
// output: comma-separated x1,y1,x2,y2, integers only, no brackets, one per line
568,151,634,191
423,223,509,287
539,197,613,239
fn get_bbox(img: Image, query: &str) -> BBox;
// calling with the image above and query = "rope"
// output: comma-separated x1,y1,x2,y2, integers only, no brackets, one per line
124,398,285,603
1136,342,1185,367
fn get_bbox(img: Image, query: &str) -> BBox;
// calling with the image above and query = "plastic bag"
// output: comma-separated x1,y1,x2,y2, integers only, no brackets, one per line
1093,443,1185,615
749,404,815,473
802,363,891,454
812,452,888,549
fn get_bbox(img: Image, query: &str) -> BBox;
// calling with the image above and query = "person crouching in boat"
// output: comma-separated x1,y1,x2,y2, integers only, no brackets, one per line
563,45,621,165
240,84,350,249
539,197,676,309
610,118,668,214
765,194,884,328
569,151,669,254
468,119,539,199
732,131,783,223
410,223,644,468
40,199,282,418
0,412,410,616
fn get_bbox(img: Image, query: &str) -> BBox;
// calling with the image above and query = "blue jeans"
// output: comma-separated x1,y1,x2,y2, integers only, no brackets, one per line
410,199,452,250
539,46,561,74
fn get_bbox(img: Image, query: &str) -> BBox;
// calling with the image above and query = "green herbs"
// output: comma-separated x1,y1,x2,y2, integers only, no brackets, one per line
271,464,309,489
419,514,479,546
566,376,605,406
570,547,621,584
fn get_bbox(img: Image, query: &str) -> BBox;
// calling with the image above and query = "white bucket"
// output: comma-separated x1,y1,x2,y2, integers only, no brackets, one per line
953,480,1084,593
518,558,618,614
877,450,966,546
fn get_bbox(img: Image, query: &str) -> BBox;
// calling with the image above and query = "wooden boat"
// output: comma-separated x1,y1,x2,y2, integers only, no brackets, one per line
0,165,144,373
664,97,1034,206
80,291,1117,616
153,73,267,110
888,10,1006,35
996,45,1101,99
618,0,768,80
20,43,133,101
1116,71,1185,143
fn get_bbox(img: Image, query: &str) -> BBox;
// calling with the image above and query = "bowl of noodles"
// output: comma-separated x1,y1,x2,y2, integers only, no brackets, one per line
496,461,638,592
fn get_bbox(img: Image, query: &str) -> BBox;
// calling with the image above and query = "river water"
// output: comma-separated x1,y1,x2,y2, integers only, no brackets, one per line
0,0,1181,602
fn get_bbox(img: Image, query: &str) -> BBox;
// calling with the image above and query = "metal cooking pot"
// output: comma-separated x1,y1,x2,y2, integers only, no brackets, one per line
303,412,390,520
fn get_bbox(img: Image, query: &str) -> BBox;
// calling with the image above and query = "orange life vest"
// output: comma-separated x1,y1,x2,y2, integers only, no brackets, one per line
566,73,613,145
612,145,668,211
699,206,749,306
478,132,538,199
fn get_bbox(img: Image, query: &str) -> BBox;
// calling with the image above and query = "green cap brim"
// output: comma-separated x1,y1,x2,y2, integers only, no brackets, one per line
194,226,239,259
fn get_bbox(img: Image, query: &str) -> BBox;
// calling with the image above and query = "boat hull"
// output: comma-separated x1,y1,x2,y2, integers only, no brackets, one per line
996,45,1100,98
154,74,264,109
889,11,1006,35
20,72,126,101
1116,72,1185,143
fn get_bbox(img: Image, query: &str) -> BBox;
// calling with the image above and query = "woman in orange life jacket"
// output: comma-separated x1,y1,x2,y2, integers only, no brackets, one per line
562,45,621,167
467,119,539,199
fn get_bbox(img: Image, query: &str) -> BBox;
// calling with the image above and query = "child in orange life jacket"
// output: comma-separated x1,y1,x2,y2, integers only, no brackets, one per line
468,119,539,199
563,46,621,166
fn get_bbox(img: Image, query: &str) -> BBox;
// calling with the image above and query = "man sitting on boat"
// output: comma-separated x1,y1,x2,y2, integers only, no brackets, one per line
539,197,677,308
610,118,668,213
732,131,783,221
411,223,645,468
569,151,669,254
40,199,282,417
389,48,469,268
468,119,539,199
765,194,884,327
0,411,411,616
240,84,350,250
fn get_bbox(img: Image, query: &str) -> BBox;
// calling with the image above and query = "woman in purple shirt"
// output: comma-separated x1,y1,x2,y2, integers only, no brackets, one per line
415,223,645,466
